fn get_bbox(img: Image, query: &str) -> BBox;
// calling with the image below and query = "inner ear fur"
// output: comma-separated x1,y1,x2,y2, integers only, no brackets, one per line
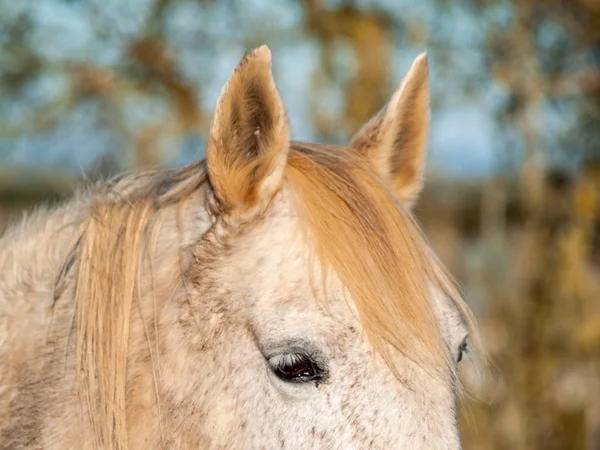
206,45,290,216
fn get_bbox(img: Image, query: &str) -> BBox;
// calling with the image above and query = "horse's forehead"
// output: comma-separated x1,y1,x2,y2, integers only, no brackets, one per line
223,191,357,315
235,190,302,262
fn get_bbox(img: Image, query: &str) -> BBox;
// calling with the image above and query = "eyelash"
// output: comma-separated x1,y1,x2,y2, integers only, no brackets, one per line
457,340,469,363
268,352,325,384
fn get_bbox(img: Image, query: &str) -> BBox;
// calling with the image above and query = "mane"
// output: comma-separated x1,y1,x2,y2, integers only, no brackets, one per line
72,163,206,450
69,142,473,449
286,143,473,373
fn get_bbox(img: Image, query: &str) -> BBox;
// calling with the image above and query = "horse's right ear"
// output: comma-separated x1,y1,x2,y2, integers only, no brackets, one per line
206,45,290,216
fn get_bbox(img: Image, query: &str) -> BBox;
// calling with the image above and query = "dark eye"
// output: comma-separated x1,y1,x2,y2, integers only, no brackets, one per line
457,338,469,363
268,353,324,383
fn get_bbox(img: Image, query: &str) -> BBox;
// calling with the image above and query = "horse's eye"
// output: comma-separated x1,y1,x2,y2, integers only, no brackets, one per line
268,352,323,383
457,338,469,363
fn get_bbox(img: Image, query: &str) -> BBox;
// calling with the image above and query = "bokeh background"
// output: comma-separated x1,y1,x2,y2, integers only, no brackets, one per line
1,0,599,448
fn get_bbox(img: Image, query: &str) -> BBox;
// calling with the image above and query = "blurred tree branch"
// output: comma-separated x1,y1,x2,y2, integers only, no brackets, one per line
302,0,392,136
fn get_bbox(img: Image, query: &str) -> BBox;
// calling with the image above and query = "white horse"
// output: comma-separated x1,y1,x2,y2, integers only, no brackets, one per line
0,45,474,449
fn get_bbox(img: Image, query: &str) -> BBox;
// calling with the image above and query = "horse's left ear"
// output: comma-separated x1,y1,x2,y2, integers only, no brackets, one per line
350,53,429,209
207,45,290,216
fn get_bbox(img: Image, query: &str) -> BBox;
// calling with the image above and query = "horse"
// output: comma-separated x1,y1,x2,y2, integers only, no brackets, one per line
0,45,475,449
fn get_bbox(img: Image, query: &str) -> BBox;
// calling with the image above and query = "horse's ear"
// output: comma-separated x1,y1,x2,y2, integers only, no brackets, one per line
350,53,429,209
207,45,290,215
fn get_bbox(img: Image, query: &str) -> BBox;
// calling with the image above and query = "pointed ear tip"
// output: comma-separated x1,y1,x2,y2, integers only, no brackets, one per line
413,52,429,69
250,45,272,63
